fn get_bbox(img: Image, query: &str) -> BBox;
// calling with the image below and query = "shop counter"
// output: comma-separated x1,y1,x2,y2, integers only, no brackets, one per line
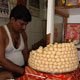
16,66,80,80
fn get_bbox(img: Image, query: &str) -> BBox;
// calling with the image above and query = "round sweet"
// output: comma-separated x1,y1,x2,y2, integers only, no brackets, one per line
28,42,79,73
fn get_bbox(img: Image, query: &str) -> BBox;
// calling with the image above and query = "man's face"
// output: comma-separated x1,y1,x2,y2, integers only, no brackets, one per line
11,17,28,33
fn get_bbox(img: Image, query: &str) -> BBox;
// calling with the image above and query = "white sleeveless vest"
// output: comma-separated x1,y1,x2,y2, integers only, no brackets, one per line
4,25,25,66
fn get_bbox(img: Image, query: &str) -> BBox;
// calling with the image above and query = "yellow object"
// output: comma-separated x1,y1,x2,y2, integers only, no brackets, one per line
67,3,72,6
61,0,65,4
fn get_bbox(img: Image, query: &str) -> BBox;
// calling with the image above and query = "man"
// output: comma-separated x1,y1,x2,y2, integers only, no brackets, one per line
0,4,32,78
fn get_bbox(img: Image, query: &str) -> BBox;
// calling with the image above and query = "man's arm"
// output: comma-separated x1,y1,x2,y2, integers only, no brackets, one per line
22,31,29,65
0,28,25,74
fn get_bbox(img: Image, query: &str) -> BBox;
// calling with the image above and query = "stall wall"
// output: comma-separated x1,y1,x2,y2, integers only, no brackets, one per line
54,15,63,43
68,15,80,61
68,15,80,23
26,16,44,49
54,15,63,24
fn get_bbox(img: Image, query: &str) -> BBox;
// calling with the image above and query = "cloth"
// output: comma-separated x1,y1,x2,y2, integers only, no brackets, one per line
3,25,25,66
17,66,80,80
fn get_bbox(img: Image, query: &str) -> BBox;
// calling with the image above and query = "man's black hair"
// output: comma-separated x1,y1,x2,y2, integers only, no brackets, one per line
10,4,32,22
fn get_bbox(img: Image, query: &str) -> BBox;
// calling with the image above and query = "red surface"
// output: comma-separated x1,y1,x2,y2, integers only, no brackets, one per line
17,66,80,80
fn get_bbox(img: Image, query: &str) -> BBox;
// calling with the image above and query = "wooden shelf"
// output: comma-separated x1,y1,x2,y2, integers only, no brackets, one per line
55,5,80,15
0,14,9,18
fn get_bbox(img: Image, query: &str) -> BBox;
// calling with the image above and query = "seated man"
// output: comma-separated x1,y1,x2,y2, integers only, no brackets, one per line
0,4,32,78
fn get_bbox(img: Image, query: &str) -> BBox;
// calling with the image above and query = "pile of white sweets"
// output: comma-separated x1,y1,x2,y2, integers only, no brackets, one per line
28,42,79,73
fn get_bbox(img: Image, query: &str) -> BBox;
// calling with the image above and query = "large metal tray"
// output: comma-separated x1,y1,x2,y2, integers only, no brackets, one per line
28,65,77,75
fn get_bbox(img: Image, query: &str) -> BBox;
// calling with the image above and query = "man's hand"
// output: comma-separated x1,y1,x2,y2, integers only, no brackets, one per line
0,71,14,80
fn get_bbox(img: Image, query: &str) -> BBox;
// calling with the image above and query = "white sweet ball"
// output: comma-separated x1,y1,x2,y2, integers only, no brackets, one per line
28,42,79,73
